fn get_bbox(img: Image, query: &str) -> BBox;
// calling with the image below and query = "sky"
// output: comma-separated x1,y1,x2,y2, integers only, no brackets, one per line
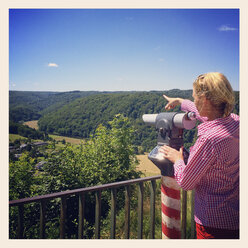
9,9,240,92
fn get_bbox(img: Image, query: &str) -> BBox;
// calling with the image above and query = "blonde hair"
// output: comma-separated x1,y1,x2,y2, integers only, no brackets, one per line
193,72,235,117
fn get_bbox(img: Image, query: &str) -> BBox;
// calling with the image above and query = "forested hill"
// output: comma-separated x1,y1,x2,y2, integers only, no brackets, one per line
37,90,238,151
38,90,193,137
9,89,239,152
9,90,105,122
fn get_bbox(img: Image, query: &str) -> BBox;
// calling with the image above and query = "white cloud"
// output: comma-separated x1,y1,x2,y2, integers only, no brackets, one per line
48,63,59,67
158,58,165,62
218,25,238,32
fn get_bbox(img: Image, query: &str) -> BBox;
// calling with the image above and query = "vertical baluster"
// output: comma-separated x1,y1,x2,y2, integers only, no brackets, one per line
60,196,67,239
78,193,85,239
110,188,117,239
125,185,130,239
138,182,144,239
95,190,101,239
17,204,24,239
190,190,196,239
40,200,46,239
150,180,156,239
181,190,187,239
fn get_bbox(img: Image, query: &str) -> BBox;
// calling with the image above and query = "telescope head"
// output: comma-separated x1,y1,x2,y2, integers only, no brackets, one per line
142,112,196,130
142,111,196,176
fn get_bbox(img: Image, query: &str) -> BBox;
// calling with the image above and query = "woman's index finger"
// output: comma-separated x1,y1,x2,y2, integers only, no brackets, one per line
163,94,169,101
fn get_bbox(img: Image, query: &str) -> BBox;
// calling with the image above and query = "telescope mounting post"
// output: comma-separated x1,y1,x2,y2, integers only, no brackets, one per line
142,111,196,239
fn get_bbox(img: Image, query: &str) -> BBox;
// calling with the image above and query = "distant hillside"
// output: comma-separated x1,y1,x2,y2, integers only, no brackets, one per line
10,89,239,152
38,90,193,134
9,91,104,122
37,90,192,151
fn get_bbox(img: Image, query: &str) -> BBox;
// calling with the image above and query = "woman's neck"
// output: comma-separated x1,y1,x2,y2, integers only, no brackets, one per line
206,108,223,121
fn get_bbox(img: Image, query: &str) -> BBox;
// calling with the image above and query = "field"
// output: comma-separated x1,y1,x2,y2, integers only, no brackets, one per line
23,121,83,145
9,134,28,142
49,134,83,145
136,154,160,176
24,120,39,130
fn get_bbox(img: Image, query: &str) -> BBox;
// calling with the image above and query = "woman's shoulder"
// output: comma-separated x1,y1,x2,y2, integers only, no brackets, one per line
199,114,239,144
230,113,239,122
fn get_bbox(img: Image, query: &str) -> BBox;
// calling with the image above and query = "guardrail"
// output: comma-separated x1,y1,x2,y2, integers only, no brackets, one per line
9,175,195,239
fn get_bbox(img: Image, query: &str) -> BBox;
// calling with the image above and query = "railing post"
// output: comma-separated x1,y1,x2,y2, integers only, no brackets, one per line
78,193,85,239
60,196,67,239
110,188,117,239
40,200,47,239
124,185,130,239
181,190,187,239
17,204,24,239
150,180,156,239
95,190,101,239
138,182,144,239
191,190,196,239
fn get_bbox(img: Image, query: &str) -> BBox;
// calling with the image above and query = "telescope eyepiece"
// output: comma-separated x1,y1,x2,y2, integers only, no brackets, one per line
186,112,196,121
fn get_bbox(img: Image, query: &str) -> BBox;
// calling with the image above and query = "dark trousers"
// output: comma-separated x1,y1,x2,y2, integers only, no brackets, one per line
196,223,239,239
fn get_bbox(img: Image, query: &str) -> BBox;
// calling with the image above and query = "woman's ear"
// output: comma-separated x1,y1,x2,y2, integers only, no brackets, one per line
201,95,208,104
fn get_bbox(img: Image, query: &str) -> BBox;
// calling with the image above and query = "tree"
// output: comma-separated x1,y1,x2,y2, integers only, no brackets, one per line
9,115,142,239
40,114,141,238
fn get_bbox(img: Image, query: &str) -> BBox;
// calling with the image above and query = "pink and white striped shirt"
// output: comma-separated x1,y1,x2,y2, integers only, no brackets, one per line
174,100,239,230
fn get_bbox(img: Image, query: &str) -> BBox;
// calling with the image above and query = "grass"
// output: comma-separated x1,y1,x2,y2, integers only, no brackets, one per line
49,134,83,145
16,120,84,145
23,120,83,145
9,134,28,142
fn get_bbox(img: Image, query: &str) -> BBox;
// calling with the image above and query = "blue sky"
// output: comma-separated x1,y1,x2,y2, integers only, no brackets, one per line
9,9,239,91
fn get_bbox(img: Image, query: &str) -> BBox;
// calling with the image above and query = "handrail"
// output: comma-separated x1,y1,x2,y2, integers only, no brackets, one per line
9,175,162,239
9,175,161,206
9,175,195,239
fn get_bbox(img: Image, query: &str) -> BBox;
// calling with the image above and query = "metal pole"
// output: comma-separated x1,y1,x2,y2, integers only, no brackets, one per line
138,182,144,239
161,175,181,239
95,190,101,239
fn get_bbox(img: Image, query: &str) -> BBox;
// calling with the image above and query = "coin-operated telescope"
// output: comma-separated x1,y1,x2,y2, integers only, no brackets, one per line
142,112,196,176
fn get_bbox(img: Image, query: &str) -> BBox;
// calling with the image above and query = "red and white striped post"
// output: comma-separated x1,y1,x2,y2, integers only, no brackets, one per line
161,175,181,239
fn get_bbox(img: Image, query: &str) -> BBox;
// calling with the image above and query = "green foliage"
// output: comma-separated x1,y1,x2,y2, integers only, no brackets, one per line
9,115,142,239
9,153,39,200
233,91,239,115
9,153,43,238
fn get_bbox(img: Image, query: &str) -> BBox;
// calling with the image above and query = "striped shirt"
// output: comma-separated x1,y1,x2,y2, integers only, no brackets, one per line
173,99,239,230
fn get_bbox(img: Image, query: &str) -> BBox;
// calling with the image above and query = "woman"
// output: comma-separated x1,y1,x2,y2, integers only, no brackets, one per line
160,72,239,239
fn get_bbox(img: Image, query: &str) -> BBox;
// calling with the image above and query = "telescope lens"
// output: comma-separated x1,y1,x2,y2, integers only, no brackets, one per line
186,112,196,120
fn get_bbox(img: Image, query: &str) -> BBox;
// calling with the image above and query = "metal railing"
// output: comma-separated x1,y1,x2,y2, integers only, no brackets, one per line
9,175,195,239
